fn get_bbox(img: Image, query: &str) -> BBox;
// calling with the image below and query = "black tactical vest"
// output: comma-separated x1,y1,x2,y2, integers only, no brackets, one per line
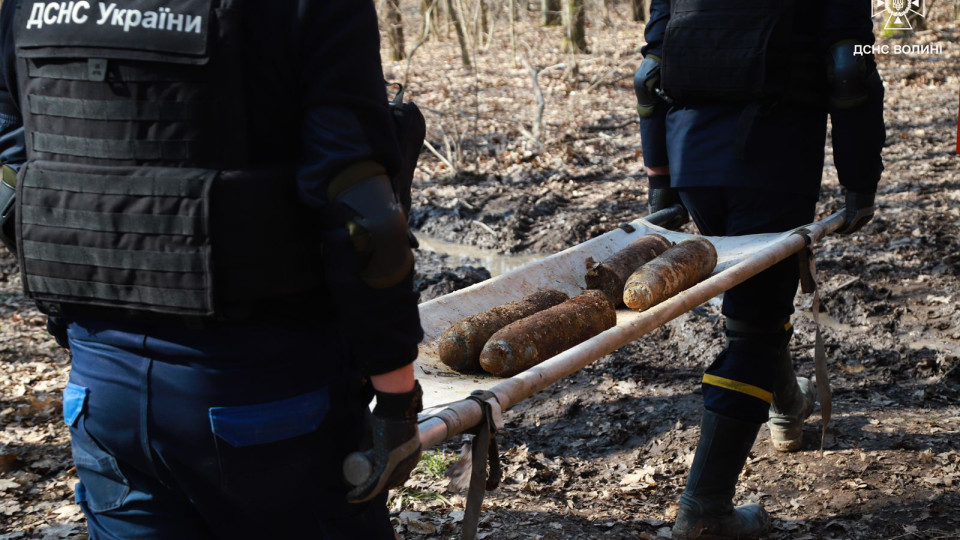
660,0,824,107
13,0,322,320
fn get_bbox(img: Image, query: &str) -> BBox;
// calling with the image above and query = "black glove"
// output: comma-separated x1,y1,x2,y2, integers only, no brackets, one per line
837,190,875,234
648,175,689,230
46,316,70,349
0,164,18,254
634,54,663,119
343,381,422,503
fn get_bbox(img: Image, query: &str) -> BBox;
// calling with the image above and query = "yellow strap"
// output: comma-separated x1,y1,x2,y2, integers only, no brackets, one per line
702,374,773,404
1,164,16,188
327,161,388,200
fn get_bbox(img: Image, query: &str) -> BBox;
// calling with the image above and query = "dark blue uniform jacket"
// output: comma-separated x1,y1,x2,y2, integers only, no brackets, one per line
640,0,885,198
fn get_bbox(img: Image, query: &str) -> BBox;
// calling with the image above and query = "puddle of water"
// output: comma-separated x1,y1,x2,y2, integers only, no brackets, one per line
906,338,960,357
415,234,542,277
796,311,960,356
795,311,862,333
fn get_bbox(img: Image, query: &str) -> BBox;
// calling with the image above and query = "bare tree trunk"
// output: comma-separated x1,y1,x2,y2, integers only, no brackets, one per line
456,0,477,53
444,0,453,39
446,0,473,68
382,0,406,61
508,0,519,65
561,0,587,53
520,55,546,144
631,0,647,22
479,0,490,43
599,0,612,26
406,0,439,85
468,0,486,50
421,0,442,40
542,0,561,26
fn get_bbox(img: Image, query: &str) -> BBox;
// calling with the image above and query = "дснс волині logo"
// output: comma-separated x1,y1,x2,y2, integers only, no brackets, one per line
874,0,925,31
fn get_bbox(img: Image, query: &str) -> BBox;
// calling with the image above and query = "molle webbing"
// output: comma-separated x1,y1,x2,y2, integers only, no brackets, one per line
21,206,199,236
13,0,322,319
28,95,202,122
31,133,201,161
21,242,205,273
20,74,212,165
14,0,227,167
18,162,214,315
27,59,202,82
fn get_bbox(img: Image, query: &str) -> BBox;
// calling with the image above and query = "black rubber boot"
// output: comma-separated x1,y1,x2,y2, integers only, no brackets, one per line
672,409,771,540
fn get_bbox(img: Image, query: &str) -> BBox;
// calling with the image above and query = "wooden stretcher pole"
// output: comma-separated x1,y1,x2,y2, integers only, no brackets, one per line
418,210,845,450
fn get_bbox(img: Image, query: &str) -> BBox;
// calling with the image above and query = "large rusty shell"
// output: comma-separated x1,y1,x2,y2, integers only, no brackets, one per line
479,290,616,377
438,289,570,372
622,237,717,311
585,234,673,307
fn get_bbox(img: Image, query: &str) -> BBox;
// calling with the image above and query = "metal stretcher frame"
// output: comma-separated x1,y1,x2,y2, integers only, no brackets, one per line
414,207,845,451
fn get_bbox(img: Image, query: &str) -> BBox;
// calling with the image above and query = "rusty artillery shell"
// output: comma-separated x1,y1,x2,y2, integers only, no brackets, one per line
438,289,570,373
622,237,717,311
585,234,673,307
478,289,616,377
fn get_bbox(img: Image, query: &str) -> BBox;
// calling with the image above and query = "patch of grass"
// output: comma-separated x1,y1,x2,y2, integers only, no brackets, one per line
389,486,453,508
388,450,459,509
415,449,457,480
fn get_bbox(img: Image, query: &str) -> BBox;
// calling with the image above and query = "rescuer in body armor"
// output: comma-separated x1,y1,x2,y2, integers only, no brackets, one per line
0,1,422,538
634,0,885,537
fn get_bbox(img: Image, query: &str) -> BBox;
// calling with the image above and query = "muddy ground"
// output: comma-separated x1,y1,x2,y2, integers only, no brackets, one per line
1,3,959,540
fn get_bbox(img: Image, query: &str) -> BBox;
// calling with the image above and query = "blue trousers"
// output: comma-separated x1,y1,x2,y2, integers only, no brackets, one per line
679,187,819,424
64,318,396,540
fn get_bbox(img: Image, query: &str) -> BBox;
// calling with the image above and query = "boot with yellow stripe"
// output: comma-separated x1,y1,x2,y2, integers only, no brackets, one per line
672,409,771,540
725,318,817,452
